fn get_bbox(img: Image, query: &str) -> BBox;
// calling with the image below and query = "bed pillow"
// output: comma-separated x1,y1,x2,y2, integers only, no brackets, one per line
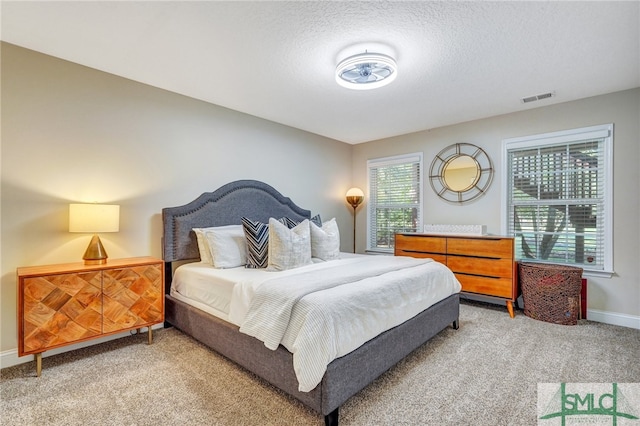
192,227,216,265
277,217,296,228
242,217,270,268
310,218,340,261
204,225,247,268
311,214,322,227
267,218,312,271
279,214,322,229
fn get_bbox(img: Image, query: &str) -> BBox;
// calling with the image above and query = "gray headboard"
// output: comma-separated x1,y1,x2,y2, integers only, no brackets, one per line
162,180,311,263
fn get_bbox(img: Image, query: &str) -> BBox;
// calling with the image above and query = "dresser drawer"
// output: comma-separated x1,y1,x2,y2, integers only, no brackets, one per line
446,256,513,279
447,238,513,258
395,234,446,254
396,251,447,264
455,274,514,299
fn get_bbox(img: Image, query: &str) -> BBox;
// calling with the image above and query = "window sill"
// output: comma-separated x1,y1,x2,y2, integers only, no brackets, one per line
583,269,615,279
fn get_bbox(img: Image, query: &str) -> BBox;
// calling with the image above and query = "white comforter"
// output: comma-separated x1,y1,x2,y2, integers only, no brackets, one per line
230,255,461,392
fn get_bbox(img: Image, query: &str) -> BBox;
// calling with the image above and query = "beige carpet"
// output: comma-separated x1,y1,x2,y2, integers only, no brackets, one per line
2,301,639,425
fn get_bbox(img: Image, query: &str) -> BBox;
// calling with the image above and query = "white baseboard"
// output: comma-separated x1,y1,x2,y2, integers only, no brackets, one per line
1,324,164,370
586,309,640,330
515,294,640,330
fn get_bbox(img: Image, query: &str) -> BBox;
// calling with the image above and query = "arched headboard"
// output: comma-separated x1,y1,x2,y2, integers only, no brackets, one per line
162,180,311,263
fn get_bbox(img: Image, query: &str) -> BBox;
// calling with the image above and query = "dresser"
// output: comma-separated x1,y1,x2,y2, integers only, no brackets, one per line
395,233,517,317
17,256,164,376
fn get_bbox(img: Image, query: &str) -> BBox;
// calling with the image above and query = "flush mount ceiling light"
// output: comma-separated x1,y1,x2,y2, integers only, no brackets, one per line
335,52,397,90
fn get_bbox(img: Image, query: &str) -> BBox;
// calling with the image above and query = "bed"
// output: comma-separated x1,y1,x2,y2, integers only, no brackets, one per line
162,179,461,425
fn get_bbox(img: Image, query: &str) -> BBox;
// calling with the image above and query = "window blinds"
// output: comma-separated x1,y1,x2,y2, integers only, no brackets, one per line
367,153,422,251
506,135,608,270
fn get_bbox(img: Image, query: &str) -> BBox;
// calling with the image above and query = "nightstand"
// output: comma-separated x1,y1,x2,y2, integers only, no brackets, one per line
17,256,164,376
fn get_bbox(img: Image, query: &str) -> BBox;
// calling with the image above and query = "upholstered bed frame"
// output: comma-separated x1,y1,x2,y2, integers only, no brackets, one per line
162,180,460,425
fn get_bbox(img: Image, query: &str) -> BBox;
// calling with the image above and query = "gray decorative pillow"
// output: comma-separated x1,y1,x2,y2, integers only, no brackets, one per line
310,218,340,261
267,218,312,271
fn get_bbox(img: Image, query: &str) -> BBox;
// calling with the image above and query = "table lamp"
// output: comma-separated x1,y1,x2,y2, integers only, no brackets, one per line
69,203,120,265
345,187,364,253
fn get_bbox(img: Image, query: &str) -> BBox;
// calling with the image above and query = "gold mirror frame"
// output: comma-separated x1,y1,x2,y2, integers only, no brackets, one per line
429,143,494,204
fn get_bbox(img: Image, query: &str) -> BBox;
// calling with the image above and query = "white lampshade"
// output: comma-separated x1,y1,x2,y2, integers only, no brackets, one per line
346,188,365,198
69,204,120,233
69,204,120,265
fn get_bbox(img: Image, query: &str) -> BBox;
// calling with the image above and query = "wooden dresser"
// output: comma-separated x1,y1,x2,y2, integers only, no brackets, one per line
395,233,517,317
17,256,164,375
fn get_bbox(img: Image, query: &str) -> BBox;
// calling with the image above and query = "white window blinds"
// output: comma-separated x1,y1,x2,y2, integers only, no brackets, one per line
503,124,612,273
367,153,423,252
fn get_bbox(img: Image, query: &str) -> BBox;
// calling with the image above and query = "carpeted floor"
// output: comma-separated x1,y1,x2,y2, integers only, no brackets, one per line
2,300,639,425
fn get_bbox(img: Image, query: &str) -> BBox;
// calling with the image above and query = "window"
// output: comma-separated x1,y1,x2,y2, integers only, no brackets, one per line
502,124,613,275
367,153,423,252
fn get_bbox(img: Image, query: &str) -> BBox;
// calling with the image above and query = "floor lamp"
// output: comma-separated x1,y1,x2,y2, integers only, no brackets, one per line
345,188,364,253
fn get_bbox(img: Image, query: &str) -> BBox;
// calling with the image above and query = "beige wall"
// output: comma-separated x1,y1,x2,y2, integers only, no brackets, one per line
0,43,353,353
353,88,640,320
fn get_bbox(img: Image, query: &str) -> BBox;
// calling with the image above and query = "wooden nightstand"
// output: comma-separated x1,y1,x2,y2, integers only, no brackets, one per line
17,256,164,376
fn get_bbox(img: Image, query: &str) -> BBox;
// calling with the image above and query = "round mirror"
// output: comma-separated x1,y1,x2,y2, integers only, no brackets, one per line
429,143,493,204
443,155,480,191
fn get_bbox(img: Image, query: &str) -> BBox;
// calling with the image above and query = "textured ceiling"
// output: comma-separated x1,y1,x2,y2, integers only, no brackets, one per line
2,1,639,144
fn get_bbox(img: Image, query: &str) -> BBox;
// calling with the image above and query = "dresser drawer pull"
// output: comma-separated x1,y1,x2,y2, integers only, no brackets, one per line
400,249,439,255
454,271,501,280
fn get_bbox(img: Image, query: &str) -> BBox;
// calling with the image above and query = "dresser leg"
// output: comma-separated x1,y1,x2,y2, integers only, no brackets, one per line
506,301,515,318
148,327,153,345
35,353,42,377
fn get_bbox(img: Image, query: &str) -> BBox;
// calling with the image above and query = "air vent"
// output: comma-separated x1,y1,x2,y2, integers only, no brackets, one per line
521,91,555,103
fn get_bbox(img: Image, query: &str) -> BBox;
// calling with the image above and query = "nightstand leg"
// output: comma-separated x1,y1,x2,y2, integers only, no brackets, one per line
506,301,515,318
148,327,153,345
35,353,42,377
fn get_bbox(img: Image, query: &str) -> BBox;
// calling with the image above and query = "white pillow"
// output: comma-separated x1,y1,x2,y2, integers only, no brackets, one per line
267,218,312,271
310,218,340,261
205,225,247,268
193,227,216,265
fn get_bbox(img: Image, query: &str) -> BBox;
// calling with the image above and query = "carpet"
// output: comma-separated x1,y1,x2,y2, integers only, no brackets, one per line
2,301,638,425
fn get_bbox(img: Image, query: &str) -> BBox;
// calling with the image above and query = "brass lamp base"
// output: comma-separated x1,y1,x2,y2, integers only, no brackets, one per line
83,235,108,265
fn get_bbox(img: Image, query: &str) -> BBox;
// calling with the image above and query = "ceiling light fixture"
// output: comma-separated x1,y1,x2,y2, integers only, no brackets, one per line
335,52,397,90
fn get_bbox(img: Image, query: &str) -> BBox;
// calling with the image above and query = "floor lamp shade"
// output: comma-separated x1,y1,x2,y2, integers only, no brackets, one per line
346,187,364,208
69,204,120,265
